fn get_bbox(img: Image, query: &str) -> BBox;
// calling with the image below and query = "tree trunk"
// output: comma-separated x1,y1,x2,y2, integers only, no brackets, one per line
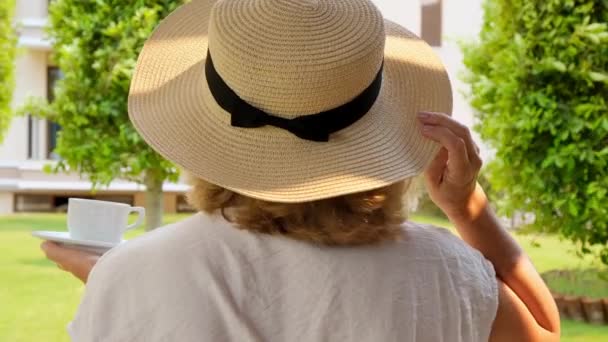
144,170,164,231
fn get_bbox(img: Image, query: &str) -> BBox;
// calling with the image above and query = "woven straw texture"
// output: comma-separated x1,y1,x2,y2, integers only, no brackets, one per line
128,0,452,203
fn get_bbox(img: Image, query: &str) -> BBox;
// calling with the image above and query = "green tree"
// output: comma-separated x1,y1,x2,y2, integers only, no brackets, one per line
0,0,16,142
23,0,185,230
462,0,608,262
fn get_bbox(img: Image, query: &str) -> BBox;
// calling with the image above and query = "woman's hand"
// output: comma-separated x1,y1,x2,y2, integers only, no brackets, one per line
41,241,100,283
418,112,560,340
417,111,484,220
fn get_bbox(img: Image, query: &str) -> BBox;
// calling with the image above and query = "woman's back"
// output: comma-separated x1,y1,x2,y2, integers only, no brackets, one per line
69,213,497,342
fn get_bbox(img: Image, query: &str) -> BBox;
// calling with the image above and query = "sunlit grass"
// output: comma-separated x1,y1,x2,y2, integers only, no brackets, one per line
542,269,608,299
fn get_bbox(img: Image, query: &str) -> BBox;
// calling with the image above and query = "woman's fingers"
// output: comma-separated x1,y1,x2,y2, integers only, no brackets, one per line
41,241,70,264
425,147,448,185
418,112,481,217
420,124,471,180
41,241,85,263
40,241,98,283
418,111,482,169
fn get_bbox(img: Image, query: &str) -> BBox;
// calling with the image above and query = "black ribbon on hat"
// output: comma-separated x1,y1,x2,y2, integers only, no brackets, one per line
205,51,383,142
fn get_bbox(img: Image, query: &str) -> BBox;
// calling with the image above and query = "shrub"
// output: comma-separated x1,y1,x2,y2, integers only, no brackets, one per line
462,0,608,262
0,0,16,142
20,0,186,229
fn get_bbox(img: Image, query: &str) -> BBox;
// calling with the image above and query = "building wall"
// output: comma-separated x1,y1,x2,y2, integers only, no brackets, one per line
15,0,47,19
0,115,27,160
0,192,14,214
373,0,420,36
0,50,48,160
1,0,50,161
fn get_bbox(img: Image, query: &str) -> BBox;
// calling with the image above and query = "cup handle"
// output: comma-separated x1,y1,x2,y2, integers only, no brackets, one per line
126,207,146,230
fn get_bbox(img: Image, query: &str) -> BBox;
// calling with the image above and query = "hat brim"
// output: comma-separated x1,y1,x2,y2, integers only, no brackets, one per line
128,0,452,203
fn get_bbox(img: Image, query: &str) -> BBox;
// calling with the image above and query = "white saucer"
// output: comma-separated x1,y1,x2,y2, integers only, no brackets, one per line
32,231,125,254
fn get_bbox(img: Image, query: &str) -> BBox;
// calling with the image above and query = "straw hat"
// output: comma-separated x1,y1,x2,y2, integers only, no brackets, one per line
128,0,452,203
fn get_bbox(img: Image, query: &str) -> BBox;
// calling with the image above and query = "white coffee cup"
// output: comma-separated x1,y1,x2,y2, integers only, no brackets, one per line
67,198,145,244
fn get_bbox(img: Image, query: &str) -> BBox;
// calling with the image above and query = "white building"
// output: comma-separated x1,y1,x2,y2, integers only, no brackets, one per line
0,0,487,214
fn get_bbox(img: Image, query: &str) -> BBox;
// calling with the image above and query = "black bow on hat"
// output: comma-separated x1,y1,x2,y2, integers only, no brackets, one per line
205,51,384,142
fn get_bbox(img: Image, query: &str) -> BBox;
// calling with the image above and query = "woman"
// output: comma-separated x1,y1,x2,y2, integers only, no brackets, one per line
42,0,560,340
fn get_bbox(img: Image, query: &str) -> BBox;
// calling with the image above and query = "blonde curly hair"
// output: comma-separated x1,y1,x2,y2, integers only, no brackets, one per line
186,175,418,245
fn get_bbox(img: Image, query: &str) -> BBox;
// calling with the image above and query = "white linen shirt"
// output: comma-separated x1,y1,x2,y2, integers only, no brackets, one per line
68,213,498,342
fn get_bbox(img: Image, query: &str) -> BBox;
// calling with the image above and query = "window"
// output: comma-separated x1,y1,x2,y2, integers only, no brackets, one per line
47,66,63,160
47,121,61,160
14,194,54,212
26,114,41,159
421,0,442,47
27,115,33,159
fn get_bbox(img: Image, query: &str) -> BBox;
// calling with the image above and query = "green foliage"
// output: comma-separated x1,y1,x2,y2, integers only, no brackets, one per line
462,0,608,262
32,0,185,187
0,0,16,142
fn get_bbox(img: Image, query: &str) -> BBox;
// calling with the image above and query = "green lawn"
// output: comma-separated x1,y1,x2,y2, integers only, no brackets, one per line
542,269,608,299
1,213,607,341
411,215,605,273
